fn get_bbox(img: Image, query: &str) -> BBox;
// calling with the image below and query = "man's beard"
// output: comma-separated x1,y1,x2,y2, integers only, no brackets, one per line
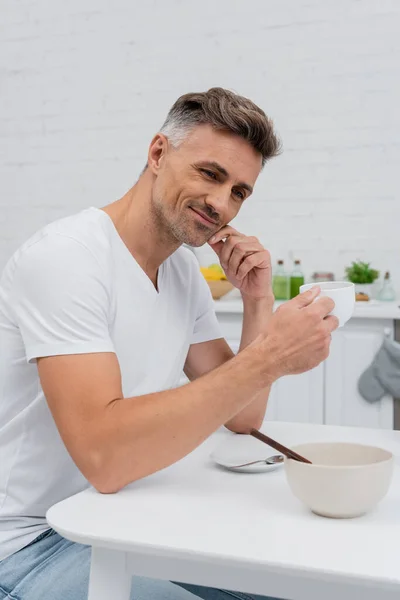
168,210,213,247
150,197,218,247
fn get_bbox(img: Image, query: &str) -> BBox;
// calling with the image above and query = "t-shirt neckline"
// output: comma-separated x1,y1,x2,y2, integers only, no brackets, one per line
90,206,165,296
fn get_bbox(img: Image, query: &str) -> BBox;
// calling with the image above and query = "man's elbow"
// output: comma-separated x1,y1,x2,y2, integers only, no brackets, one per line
76,447,128,495
91,477,122,495
224,416,264,434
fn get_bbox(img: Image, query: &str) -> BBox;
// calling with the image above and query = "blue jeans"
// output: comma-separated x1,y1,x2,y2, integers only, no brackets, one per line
0,529,280,600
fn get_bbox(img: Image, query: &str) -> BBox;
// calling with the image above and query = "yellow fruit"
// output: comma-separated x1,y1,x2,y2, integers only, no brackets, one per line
200,267,217,280
200,266,227,281
209,263,223,273
209,263,227,280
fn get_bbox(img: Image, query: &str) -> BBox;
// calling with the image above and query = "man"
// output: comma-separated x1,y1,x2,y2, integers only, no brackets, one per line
0,87,338,600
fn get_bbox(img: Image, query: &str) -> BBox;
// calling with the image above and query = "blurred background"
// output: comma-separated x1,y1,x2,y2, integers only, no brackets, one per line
1,0,400,295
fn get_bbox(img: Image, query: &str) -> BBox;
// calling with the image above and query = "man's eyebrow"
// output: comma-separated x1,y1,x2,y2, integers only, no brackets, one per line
196,161,253,194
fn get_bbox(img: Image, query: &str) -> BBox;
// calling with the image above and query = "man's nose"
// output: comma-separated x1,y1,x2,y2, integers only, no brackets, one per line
204,190,230,219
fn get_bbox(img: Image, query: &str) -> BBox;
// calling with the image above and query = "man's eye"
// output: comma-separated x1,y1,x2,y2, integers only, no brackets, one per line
201,169,217,180
233,189,245,200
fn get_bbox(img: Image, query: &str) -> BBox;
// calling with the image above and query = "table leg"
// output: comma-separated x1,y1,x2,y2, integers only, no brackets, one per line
88,547,131,600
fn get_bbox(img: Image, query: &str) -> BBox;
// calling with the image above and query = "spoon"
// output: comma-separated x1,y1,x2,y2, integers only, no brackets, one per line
232,455,284,468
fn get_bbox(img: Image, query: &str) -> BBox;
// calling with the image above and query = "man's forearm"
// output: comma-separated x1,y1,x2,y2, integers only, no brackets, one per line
53,286,331,495
90,345,276,493
224,294,275,432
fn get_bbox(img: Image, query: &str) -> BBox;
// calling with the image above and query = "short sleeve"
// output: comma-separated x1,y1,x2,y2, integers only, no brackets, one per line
191,266,223,345
11,234,115,363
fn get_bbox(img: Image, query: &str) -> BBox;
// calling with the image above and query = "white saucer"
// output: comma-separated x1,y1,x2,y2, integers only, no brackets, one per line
210,433,284,473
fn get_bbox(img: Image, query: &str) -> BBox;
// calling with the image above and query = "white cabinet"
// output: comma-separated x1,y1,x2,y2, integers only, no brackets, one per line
325,319,394,429
265,366,324,424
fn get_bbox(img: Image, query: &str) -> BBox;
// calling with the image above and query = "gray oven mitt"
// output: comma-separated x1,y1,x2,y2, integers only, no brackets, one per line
358,337,400,402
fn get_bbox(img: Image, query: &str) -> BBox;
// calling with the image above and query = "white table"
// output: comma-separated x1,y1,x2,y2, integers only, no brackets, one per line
46,422,400,600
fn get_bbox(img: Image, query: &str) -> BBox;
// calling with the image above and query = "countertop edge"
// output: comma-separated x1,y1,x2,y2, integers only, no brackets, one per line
213,297,400,320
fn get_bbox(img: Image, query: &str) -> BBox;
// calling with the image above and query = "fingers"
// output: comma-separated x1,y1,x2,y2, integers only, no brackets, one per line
291,286,321,308
219,234,245,270
225,238,263,275
308,296,335,319
228,246,252,276
291,287,335,319
212,234,266,276
208,227,242,259
235,253,261,280
323,315,340,333
208,239,225,259
208,226,241,245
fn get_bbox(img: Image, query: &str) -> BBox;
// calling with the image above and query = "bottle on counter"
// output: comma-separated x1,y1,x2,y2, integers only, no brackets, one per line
378,272,396,301
311,271,335,284
290,259,305,299
272,260,290,301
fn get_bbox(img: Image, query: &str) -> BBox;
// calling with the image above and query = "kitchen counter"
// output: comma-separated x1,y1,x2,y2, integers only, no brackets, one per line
213,295,400,320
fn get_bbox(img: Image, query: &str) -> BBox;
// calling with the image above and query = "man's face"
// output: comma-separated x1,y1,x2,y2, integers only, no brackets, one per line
149,124,262,247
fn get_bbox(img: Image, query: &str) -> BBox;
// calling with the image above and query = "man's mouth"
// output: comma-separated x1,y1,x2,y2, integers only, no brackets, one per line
189,207,218,226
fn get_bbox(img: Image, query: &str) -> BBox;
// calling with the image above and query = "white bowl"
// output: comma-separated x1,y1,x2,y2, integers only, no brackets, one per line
284,442,394,518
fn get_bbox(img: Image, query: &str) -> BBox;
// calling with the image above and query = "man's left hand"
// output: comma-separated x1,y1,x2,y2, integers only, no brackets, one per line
208,226,273,300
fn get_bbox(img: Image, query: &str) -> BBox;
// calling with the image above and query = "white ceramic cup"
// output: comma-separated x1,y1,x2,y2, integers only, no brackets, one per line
299,281,355,327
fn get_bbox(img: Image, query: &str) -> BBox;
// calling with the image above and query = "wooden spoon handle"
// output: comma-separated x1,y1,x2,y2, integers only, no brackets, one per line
250,429,312,464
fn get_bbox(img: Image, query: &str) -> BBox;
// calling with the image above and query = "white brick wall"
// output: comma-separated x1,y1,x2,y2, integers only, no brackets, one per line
1,0,400,294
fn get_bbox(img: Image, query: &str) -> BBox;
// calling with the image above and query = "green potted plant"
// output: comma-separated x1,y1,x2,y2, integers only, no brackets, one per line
344,261,380,301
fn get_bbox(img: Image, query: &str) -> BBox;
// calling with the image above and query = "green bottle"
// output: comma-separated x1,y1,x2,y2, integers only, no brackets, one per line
273,260,290,300
290,259,305,299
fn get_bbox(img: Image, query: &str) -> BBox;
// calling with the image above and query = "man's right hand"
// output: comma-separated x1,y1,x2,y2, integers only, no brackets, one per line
259,286,339,378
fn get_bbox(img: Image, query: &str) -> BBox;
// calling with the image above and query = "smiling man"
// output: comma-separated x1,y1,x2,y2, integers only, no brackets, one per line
0,88,338,600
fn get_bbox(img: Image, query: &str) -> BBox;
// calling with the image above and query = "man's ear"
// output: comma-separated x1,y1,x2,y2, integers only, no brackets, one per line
147,133,169,174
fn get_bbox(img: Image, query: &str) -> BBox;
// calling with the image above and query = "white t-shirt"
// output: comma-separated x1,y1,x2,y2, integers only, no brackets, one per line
0,207,222,560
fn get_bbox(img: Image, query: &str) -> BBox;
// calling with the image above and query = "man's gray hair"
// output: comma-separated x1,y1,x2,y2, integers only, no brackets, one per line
159,87,281,166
